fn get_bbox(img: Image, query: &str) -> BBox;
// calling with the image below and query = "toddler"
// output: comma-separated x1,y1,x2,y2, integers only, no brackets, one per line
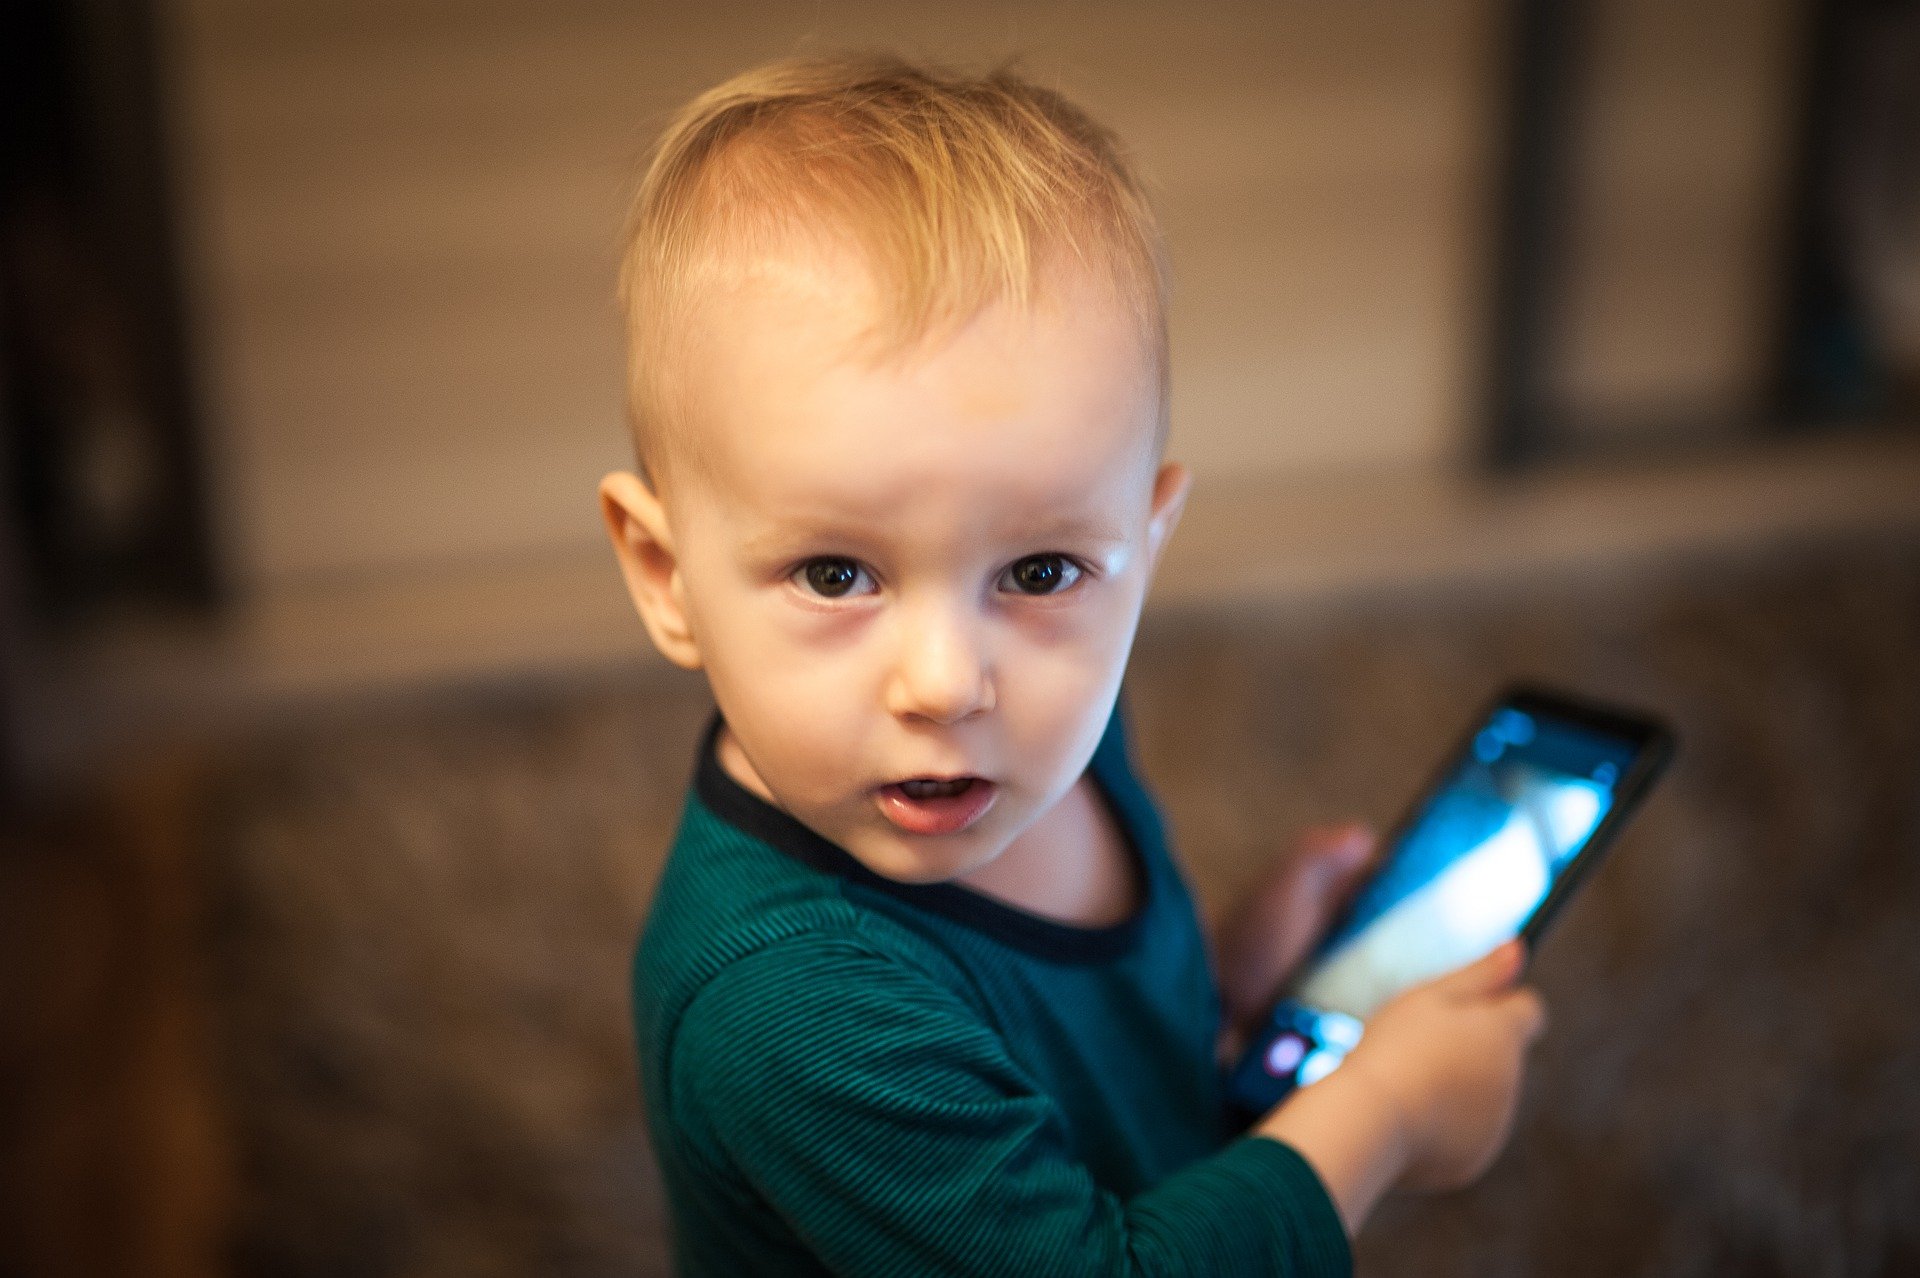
600,54,1544,1276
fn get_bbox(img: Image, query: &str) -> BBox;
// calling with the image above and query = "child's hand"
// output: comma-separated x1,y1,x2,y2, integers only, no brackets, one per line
1256,938,1546,1234
1339,938,1547,1192
1212,824,1377,1062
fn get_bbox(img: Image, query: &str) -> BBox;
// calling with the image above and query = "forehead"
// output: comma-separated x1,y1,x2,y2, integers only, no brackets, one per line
675,256,1162,532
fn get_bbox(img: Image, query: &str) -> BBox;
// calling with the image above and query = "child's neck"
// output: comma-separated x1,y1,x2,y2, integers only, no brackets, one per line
958,775,1138,928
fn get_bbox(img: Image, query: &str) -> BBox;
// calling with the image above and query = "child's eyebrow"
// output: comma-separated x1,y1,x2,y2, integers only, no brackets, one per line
1015,513,1128,544
734,516,897,564
734,512,1128,562
735,524,845,562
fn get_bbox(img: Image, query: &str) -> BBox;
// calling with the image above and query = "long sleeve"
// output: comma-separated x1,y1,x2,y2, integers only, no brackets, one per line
666,932,1351,1277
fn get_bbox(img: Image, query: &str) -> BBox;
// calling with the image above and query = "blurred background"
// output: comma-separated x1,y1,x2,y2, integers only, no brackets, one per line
2,0,1916,1274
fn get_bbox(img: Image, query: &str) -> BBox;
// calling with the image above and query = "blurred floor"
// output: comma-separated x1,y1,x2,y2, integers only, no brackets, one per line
8,525,1917,1276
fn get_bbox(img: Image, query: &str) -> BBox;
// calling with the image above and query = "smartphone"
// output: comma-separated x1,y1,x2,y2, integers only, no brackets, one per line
1225,685,1674,1117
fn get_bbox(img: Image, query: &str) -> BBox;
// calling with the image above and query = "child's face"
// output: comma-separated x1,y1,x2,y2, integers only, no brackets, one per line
603,256,1188,885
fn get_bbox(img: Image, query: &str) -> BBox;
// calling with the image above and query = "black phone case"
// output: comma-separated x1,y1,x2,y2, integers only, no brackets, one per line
1226,683,1676,1120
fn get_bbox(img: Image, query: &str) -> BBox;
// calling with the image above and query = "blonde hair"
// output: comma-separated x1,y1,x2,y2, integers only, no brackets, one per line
618,53,1169,481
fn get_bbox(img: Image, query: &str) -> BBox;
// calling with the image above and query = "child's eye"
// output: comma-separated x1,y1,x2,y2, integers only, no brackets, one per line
794,557,875,599
999,554,1083,596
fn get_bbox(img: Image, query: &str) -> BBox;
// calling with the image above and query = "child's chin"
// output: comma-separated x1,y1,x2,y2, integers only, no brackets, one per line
845,826,1006,887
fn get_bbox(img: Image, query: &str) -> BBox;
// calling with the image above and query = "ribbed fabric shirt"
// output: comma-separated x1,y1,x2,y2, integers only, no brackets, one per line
632,707,1352,1277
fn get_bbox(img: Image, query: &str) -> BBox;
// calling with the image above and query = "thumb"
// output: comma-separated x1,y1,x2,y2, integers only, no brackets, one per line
1316,823,1379,899
1433,937,1526,998
1285,824,1377,919
1296,822,1377,881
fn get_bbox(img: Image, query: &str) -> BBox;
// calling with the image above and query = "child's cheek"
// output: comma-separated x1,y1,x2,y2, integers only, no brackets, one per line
1001,625,1128,745
760,605,886,709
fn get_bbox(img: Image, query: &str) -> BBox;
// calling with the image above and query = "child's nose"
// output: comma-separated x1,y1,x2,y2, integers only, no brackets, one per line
885,604,994,725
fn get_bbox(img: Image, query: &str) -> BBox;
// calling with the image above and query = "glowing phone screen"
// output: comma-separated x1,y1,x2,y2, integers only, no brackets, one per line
1229,701,1651,1108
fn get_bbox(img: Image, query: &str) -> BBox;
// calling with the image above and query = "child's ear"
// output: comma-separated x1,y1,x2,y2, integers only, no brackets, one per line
599,471,703,670
1145,460,1191,572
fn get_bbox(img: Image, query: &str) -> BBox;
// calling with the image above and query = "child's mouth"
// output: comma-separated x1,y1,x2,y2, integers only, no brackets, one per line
876,777,996,836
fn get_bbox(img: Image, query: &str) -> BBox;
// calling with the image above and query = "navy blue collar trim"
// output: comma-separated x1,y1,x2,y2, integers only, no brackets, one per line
693,714,1153,964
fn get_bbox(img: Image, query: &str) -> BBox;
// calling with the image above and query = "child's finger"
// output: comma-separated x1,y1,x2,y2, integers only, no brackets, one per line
1432,937,1526,997
1329,826,1379,892
1298,823,1376,872
1292,823,1377,903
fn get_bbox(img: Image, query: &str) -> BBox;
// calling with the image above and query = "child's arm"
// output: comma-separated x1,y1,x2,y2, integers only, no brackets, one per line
1256,939,1546,1232
674,934,1353,1277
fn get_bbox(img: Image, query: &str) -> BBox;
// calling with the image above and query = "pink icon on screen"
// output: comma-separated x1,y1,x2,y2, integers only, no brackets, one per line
1264,1032,1308,1077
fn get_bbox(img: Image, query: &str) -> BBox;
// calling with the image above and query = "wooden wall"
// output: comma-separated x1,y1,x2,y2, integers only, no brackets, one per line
1553,0,1805,443
157,0,1799,597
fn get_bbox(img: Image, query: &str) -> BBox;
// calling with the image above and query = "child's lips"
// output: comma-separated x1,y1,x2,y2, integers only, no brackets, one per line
875,777,997,836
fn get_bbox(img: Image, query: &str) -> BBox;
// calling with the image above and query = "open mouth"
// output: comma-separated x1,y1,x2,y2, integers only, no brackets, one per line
876,776,997,836
898,777,976,800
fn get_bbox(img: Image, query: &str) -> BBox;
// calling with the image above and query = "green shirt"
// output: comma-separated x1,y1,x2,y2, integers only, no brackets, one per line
633,707,1351,1276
